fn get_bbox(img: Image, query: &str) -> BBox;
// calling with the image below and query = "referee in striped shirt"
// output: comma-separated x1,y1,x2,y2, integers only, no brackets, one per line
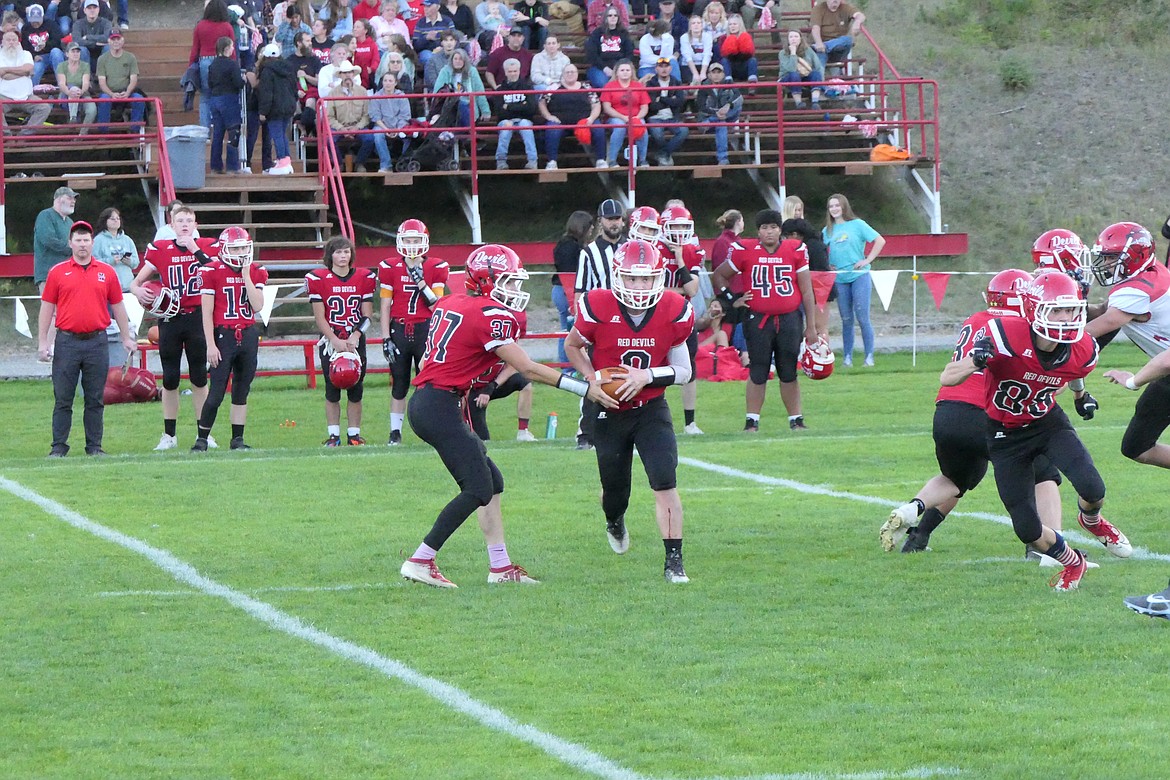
572,198,627,449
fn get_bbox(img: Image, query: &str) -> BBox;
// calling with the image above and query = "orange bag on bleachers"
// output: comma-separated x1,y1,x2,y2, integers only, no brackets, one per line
870,143,912,162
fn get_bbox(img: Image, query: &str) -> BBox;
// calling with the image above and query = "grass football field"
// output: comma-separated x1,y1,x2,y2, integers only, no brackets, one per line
2,345,1168,780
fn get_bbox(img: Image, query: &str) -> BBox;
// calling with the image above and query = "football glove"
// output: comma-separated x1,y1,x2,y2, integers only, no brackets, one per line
1075,392,1099,421
382,337,400,364
970,337,993,369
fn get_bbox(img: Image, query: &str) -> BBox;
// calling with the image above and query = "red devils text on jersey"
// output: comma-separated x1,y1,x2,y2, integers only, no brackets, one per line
726,238,809,315
413,293,521,393
199,261,269,328
936,310,1016,407
574,289,694,410
377,256,450,325
471,310,529,391
982,315,1099,428
143,237,221,311
655,241,706,291
305,267,377,337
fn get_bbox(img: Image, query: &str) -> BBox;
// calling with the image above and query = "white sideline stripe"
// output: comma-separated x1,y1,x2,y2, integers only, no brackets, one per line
678,458,1170,563
1,473,962,780
95,582,400,598
0,476,650,780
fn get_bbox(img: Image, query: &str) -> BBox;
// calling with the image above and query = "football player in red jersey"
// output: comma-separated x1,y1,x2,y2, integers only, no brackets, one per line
378,218,449,446
400,245,616,589
882,269,1066,557
941,272,1132,591
712,209,818,431
565,239,696,583
130,206,221,450
192,227,269,452
658,200,705,434
307,236,376,447
468,308,537,442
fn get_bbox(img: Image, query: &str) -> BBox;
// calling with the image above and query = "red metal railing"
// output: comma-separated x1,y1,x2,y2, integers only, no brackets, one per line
315,103,355,242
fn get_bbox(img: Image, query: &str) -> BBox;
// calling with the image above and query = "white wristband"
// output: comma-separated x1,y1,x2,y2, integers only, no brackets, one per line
1125,376,1138,391
557,374,589,397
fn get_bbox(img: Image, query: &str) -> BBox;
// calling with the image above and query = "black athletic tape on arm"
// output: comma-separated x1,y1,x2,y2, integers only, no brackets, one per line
647,366,677,388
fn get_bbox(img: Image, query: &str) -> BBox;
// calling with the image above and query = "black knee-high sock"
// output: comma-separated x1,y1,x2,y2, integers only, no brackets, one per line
918,507,947,535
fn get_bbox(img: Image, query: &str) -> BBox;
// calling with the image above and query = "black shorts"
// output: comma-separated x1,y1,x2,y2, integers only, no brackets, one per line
933,401,1061,495
157,309,207,389
389,319,429,401
744,309,804,384
320,336,368,404
594,395,678,492
1121,374,1170,460
468,372,530,441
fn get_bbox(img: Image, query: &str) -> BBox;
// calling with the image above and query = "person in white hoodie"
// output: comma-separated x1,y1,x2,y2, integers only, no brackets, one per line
529,34,569,90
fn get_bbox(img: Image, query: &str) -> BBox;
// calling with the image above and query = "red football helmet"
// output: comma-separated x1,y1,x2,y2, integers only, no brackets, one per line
465,244,530,311
218,226,253,269
397,218,429,260
1091,221,1155,286
627,206,661,244
798,337,835,380
611,239,665,310
1032,229,1089,275
329,351,363,389
659,205,695,246
983,268,1030,315
142,279,180,318
1021,271,1085,343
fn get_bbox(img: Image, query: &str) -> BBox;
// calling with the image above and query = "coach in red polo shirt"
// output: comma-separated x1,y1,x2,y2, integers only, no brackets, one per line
38,221,137,458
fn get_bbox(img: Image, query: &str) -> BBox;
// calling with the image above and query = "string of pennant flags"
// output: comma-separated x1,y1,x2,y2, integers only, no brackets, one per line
4,269,1003,341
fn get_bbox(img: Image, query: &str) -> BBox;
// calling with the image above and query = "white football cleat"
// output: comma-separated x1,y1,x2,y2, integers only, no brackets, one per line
400,558,457,588
880,503,919,552
154,434,177,451
1078,513,1132,558
516,429,537,442
683,422,704,435
606,517,629,554
206,434,219,449
487,564,540,584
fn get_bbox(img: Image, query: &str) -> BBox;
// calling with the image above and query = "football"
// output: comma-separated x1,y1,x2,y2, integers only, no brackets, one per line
595,366,628,400
147,325,160,344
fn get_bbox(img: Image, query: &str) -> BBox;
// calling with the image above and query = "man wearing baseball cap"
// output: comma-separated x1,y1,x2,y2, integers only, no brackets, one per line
73,0,113,71
697,61,742,166
39,220,137,457
20,4,65,88
33,188,79,292
0,28,51,132
484,25,533,89
95,27,145,128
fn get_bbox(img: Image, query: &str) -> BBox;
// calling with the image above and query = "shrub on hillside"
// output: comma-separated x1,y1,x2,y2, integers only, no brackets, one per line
999,57,1032,91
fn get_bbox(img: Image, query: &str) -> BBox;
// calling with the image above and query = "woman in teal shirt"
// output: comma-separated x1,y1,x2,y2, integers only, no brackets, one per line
822,193,885,366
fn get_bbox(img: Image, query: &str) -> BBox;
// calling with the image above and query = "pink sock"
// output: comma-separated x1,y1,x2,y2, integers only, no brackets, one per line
411,543,438,562
487,543,511,570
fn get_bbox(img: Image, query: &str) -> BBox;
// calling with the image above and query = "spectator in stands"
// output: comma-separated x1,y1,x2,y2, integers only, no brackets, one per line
551,210,593,366
372,0,414,49
374,47,413,97
781,195,831,337
530,33,568,90
95,29,143,128
512,0,549,51
366,70,409,170
493,57,538,169
288,31,321,134
73,0,111,72
353,0,381,25
430,47,487,124
484,27,532,88
584,8,631,88
1,29,51,131
55,41,95,131
256,41,297,174
779,29,822,108
720,14,756,87
538,62,604,169
274,0,316,26
737,0,774,32
242,60,273,172
810,0,863,70
326,60,372,166
421,29,456,90
438,0,473,41
701,1,727,39
600,59,649,167
823,191,883,366
381,33,417,81
318,0,354,38
21,4,63,86
39,0,73,37
33,186,76,296
310,19,338,63
350,18,380,86
207,35,245,174
411,0,453,69
275,3,312,57
696,60,738,165
657,0,687,40
586,0,628,33
637,19,679,80
643,57,687,166
317,42,351,96
680,14,711,85
474,0,509,50
191,0,235,128
92,207,138,292
228,4,260,71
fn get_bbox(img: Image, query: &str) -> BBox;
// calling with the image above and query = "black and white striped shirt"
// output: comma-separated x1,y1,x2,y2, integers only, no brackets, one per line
574,237,622,294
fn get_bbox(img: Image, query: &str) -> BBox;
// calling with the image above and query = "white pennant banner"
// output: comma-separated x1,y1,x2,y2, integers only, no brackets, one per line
870,270,900,312
14,298,31,338
259,284,281,327
123,295,145,336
